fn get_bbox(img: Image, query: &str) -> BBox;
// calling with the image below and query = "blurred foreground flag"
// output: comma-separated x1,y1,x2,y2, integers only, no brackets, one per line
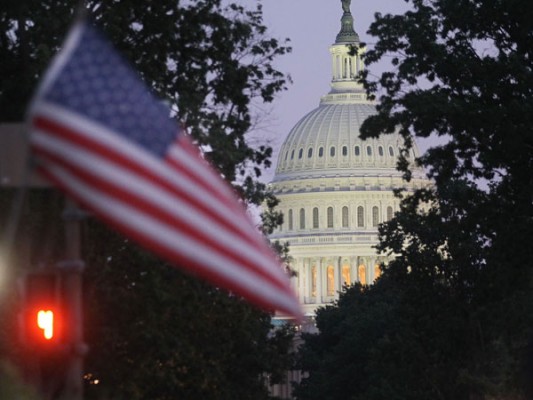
27,20,302,320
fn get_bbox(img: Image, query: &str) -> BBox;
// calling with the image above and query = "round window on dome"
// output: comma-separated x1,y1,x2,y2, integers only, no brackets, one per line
308,148,313,158
298,148,303,159
318,147,324,157
330,146,336,157
354,146,360,156
342,146,348,156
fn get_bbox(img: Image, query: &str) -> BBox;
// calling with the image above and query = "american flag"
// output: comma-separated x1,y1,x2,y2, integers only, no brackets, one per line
28,20,302,320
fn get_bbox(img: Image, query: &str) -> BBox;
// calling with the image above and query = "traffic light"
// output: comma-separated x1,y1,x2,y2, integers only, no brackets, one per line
20,271,64,350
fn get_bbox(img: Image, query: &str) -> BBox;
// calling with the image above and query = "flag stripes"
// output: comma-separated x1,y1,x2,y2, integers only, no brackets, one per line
31,106,301,318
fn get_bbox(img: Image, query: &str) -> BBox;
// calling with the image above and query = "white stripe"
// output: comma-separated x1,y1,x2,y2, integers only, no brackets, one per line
32,130,290,286
32,102,268,249
167,142,268,242
43,164,300,315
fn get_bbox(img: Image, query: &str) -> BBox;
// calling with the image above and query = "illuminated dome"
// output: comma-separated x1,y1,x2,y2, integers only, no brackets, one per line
268,1,429,318
273,97,412,182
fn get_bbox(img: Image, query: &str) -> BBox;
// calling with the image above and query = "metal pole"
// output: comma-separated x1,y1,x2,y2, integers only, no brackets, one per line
58,198,87,400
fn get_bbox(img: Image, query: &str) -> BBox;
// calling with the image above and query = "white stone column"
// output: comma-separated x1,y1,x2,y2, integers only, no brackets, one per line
299,258,306,303
317,258,323,304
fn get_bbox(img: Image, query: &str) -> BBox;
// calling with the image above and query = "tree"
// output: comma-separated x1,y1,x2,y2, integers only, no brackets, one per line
1,1,296,398
83,221,295,400
296,1,533,399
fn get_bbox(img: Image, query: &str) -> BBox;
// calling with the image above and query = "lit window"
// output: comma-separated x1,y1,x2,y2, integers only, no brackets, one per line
358,264,367,285
327,265,335,296
342,265,351,286
374,264,381,281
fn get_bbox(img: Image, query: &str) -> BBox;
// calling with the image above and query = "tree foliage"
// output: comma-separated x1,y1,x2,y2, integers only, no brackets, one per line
1,1,295,398
83,221,295,400
296,1,533,399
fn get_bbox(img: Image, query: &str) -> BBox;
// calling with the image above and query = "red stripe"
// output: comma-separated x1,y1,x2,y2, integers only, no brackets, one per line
31,139,288,291
167,135,244,212
35,166,298,317
33,116,266,252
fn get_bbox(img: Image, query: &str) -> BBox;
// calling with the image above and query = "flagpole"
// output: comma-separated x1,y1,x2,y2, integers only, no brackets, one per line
58,198,87,400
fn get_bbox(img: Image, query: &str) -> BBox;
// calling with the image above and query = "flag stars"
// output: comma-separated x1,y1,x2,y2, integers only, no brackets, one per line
42,23,177,158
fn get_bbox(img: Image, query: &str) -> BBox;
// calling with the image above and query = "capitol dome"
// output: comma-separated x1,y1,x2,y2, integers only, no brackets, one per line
269,1,429,318
274,98,410,182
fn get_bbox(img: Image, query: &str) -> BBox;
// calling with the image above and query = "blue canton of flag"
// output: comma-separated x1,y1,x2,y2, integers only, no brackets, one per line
28,20,302,320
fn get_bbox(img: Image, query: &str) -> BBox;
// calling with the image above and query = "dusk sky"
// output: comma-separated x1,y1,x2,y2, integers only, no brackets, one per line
255,0,411,181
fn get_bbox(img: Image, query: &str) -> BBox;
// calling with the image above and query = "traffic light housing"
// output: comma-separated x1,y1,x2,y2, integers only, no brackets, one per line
20,271,64,350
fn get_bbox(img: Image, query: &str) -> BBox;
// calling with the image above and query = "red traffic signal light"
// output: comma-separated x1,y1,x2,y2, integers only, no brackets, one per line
37,309,55,340
20,271,64,348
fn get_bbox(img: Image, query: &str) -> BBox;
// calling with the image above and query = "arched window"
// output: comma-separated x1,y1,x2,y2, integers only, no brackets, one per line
288,209,293,230
358,264,367,285
342,146,348,156
354,145,360,156
378,146,384,156
342,206,349,228
327,265,335,296
308,147,313,158
299,208,305,229
327,207,334,228
290,149,294,160
372,206,379,227
357,206,364,227
330,146,336,157
367,146,372,156
313,207,319,229
342,264,351,287
389,146,394,157
284,151,288,161
318,147,324,157
311,265,317,297
298,148,303,159
387,206,393,221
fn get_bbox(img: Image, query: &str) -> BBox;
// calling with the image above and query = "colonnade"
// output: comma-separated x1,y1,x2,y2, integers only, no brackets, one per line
291,255,386,305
